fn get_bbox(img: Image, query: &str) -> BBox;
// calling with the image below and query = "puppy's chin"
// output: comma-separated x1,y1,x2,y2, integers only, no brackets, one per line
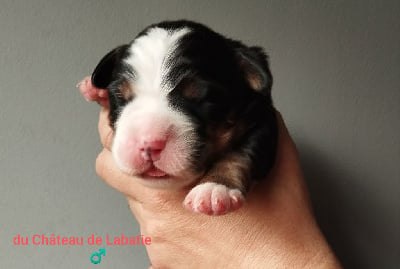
136,174,198,190
117,163,199,190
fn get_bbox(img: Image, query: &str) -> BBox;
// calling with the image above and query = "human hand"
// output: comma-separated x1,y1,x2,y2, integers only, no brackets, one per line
95,107,341,269
77,76,109,107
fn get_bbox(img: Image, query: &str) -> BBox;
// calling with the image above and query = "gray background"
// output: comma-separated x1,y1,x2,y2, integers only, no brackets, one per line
0,0,399,268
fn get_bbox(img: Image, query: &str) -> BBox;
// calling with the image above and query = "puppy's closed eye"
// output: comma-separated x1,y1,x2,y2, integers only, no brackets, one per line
81,20,278,216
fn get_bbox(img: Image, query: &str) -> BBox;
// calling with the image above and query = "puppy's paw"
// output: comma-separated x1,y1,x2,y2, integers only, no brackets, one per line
77,76,109,107
183,182,244,215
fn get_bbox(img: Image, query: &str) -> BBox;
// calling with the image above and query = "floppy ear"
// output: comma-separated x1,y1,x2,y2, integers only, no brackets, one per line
235,46,273,96
91,44,130,89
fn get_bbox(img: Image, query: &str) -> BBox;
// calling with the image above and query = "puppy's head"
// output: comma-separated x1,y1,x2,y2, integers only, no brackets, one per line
91,20,273,189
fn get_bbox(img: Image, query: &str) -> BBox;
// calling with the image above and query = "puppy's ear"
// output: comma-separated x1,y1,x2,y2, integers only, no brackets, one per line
91,44,130,89
235,46,273,95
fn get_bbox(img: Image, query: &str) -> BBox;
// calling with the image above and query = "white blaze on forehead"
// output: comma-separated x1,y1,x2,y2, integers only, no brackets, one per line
125,27,190,94
112,26,197,180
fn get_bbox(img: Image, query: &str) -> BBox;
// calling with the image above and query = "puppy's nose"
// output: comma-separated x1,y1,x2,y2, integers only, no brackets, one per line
139,139,166,161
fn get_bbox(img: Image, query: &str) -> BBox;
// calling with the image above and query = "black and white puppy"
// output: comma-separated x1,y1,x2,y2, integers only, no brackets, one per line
79,20,278,215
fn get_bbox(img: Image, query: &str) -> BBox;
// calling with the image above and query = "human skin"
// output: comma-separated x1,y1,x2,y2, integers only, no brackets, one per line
95,106,342,269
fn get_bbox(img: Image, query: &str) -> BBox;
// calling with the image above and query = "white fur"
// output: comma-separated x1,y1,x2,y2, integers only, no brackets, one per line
124,27,190,95
111,27,197,187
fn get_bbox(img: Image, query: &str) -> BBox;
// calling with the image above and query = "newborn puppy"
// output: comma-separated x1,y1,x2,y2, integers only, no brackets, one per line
78,20,278,215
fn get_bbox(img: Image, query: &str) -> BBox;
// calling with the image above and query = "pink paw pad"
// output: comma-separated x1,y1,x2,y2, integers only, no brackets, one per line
184,182,244,215
77,76,108,107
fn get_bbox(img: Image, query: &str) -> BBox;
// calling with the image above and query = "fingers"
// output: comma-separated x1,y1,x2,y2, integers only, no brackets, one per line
77,76,94,101
96,91,109,108
96,148,142,198
98,107,114,150
126,196,144,223
77,76,109,108
77,76,100,102
96,148,187,216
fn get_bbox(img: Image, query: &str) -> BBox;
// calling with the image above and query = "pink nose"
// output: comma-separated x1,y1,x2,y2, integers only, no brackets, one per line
139,139,166,161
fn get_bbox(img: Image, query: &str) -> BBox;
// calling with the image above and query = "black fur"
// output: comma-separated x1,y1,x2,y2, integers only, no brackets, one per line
91,20,277,191
91,44,132,127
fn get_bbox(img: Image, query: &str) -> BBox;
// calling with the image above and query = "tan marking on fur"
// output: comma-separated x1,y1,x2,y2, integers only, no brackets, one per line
247,72,262,91
201,153,251,191
120,80,134,100
240,57,263,91
208,120,247,154
182,81,198,99
210,127,234,153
